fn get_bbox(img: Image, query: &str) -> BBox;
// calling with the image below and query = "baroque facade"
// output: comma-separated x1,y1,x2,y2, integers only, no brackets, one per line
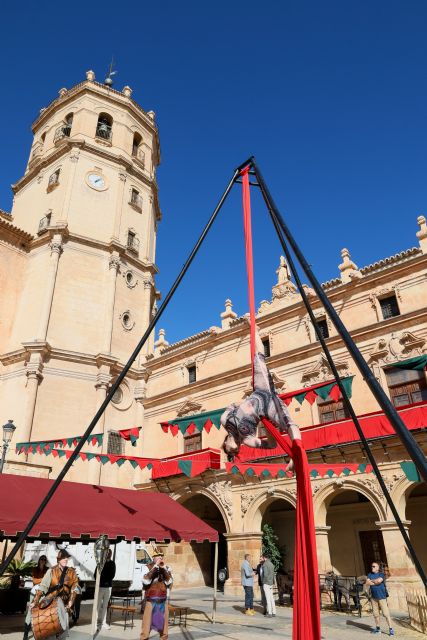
1,73,427,609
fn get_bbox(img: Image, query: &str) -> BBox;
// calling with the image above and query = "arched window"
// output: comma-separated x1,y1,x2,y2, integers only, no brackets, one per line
63,113,73,136
41,132,46,144
132,132,142,157
96,113,113,141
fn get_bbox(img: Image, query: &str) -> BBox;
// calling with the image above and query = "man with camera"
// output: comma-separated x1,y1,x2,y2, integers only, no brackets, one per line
140,551,173,640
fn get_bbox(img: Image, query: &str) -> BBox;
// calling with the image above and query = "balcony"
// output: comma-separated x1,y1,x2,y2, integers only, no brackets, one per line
38,214,51,235
127,235,140,255
54,124,71,144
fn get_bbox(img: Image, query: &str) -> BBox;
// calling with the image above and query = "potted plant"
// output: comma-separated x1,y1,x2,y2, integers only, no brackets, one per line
0,559,36,614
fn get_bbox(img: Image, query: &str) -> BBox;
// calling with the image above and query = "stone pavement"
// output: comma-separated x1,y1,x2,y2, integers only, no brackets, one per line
0,587,422,639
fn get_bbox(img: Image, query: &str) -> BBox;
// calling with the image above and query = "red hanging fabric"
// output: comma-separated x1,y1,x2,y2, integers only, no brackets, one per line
240,173,321,640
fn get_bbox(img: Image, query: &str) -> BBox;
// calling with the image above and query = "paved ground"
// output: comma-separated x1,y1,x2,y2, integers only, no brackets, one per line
0,587,422,639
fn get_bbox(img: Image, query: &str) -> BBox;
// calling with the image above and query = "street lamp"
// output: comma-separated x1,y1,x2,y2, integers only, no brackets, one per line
0,420,16,474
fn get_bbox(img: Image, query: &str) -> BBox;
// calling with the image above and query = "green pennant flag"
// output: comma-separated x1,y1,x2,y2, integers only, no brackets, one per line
99,455,109,465
342,467,351,476
358,463,367,473
86,453,96,461
392,355,427,371
310,469,319,478
295,391,307,405
261,469,271,477
116,458,126,467
231,465,240,474
130,435,138,446
178,460,193,477
147,463,153,470
315,382,335,401
246,467,255,476
66,438,73,447
178,423,188,435
58,450,66,458
400,461,421,482
277,469,286,478
130,460,138,469
341,376,354,399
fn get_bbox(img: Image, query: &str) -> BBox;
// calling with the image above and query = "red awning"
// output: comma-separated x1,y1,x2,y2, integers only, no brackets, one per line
0,474,218,543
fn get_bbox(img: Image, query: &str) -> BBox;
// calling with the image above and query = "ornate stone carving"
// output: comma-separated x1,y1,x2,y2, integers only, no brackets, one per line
369,331,426,364
119,172,127,182
142,277,153,289
49,239,63,256
301,353,351,386
69,149,80,163
241,492,257,516
258,256,300,314
176,397,204,417
108,255,120,272
360,477,383,501
209,481,233,517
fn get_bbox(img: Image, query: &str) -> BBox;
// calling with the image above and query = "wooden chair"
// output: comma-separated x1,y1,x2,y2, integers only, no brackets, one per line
168,604,189,627
108,594,137,629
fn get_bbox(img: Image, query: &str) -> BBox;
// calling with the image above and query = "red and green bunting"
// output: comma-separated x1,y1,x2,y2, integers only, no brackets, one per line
280,376,354,406
16,427,141,455
160,408,224,436
226,462,373,479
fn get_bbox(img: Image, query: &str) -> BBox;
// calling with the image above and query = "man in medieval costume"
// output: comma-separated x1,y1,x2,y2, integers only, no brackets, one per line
140,551,173,640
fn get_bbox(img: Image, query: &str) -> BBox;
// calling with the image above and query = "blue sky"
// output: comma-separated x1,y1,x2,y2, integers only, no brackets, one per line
1,1,426,344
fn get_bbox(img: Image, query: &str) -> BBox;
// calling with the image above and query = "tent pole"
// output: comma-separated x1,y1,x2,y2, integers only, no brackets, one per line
0,165,244,577
254,168,427,587
91,571,101,637
212,541,218,624
251,158,427,485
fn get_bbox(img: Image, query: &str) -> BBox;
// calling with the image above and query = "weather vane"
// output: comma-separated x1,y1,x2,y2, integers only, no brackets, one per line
104,57,118,87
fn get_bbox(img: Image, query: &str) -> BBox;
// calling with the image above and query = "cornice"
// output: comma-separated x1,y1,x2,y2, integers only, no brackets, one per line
0,216,33,248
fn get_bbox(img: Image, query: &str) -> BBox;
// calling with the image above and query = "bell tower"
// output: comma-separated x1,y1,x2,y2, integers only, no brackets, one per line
1,71,162,485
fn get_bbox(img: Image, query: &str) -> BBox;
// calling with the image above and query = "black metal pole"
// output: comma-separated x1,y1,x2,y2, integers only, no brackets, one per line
266,203,427,588
251,159,427,485
0,166,242,576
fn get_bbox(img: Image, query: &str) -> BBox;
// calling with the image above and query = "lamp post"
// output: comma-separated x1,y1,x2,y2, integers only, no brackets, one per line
0,420,16,474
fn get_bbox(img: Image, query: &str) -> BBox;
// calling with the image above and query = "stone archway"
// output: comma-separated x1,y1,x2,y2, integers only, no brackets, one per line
171,493,228,588
323,486,386,576
406,482,427,575
261,498,296,572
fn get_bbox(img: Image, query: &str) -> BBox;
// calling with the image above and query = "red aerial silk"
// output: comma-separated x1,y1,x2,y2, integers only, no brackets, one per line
240,167,321,640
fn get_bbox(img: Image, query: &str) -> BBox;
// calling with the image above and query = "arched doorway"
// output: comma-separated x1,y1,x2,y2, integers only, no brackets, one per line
406,483,427,574
260,498,296,571
326,489,386,576
179,494,228,587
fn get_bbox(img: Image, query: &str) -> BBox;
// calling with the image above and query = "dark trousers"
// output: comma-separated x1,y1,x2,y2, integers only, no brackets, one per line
244,585,254,609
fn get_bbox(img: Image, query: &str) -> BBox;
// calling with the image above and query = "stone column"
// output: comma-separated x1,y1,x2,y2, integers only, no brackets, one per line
21,364,43,443
223,532,262,596
132,381,146,485
38,236,63,340
315,525,332,573
57,148,80,225
376,519,423,610
93,372,111,485
138,277,153,365
112,172,127,241
102,254,120,354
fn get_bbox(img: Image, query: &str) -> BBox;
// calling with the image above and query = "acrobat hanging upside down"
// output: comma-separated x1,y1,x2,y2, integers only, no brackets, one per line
220,324,301,464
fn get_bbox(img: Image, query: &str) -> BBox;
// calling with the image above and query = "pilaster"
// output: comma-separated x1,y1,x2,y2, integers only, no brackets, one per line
223,532,262,595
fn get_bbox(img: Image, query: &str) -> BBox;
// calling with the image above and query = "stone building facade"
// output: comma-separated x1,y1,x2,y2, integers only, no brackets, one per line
1,73,427,609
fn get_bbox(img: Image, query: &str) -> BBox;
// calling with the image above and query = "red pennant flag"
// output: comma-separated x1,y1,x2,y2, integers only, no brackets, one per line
109,455,119,465
186,423,196,435
79,452,87,461
52,449,59,458
161,423,169,433
137,459,148,469
65,450,73,459
170,425,179,437
329,384,341,402
204,419,213,434
284,396,293,406
305,389,317,405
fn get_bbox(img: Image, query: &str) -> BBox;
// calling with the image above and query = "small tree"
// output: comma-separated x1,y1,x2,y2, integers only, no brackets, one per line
262,523,283,572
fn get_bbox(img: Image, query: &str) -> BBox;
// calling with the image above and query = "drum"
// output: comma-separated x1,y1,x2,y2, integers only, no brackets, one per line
32,597,68,640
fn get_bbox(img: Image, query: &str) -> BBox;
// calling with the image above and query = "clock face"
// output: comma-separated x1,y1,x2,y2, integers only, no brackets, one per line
87,173,107,190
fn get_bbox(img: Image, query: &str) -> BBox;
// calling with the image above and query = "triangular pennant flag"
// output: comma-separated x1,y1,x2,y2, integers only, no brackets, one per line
204,419,213,434
116,458,126,467
65,450,73,459
130,460,138,469
328,384,341,402
79,452,87,461
161,423,169,433
284,396,293,406
58,450,66,458
87,453,97,461
341,376,354,399
52,449,59,458
305,389,317,405
178,423,188,435
295,391,307,405
315,382,335,401
170,425,179,437
98,455,109,465
178,460,193,477
186,423,196,436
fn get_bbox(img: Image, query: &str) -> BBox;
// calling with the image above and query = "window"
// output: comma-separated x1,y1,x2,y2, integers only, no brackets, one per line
132,132,142,156
380,295,400,320
96,113,113,141
63,113,73,136
127,230,140,254
262,337,271,358
316,318,329,340
318,398,349,424
184,432,202,453
111,387,123,405
187,365,197,384
47,169,60,191
385,367,427,407
130,188,142,211
107,431,124,455
38,212,51,234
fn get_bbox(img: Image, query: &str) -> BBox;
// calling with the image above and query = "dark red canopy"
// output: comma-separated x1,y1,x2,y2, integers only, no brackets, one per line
0,474,218,543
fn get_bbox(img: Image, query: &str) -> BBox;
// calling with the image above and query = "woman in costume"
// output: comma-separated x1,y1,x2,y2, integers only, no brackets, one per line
23,555,49,639
30,549,79,640
140,551,173,640
221,325,301,461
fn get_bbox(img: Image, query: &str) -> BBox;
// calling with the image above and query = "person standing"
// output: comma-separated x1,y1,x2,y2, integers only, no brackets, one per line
366,562,394,636
241,554,255,615
30,549,79,640
23,555,49,640
262,553,276,618
255,555,266,614
97,548,116,630
140,552,173,640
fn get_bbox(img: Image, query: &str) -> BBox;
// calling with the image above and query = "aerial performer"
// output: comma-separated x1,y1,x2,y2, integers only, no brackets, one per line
221,323,300,464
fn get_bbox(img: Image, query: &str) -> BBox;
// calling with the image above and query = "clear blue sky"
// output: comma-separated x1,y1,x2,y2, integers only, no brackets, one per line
1,1,426,344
